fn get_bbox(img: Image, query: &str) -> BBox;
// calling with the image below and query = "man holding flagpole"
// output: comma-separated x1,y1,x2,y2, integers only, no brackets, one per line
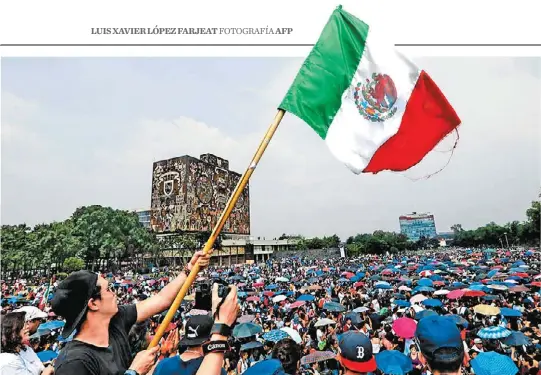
51,250,239,375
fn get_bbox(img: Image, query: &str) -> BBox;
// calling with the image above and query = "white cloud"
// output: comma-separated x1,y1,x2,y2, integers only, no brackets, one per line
1,57,539,239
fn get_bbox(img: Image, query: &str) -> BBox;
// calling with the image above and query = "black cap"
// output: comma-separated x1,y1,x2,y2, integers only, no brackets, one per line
179,315,213,347
51,270,98,338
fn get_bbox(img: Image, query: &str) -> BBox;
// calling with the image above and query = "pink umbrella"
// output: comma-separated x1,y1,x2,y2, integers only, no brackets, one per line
253,282,265,288
289,301,306,309
392,317,417,339
246,296,260,302
447,289,465,300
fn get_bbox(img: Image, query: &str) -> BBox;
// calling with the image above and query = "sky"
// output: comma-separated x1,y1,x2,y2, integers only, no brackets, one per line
1,56,540,240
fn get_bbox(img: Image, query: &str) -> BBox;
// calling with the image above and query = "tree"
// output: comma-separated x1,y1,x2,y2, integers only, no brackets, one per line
63,257,86,272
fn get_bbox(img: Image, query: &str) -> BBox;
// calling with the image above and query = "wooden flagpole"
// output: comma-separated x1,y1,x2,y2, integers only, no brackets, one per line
148,109,286,348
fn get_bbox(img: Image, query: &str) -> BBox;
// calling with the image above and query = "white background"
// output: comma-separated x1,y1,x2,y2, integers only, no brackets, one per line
1,0,541,57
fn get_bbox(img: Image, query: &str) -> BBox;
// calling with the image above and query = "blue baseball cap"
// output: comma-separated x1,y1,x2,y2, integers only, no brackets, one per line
337,331,377,373
415,316,463,360
243,359,286,375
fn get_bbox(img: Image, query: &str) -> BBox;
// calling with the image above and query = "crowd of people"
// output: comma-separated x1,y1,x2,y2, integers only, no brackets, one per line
1,246,541,375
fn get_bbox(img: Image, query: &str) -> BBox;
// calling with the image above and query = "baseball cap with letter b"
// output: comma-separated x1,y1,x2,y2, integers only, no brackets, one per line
336,331,377,373
415,315,464,362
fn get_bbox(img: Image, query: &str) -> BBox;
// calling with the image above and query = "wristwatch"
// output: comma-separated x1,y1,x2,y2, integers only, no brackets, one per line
210,323,232,337
125,370,138,375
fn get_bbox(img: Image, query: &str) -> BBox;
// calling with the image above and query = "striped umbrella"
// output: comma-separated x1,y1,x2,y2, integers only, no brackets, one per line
262,329,289,343
300,351,336,365
477,326,512,340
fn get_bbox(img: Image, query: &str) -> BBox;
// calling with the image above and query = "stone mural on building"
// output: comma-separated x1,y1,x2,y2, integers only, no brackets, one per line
150,154,250,235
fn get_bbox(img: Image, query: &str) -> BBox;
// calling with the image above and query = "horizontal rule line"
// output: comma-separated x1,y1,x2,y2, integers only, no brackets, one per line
1,43,541,47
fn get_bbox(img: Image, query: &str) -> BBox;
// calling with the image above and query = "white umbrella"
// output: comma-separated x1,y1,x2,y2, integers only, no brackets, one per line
398,286,412,292
353,306,369,313
273,295,287,303
434,289,450,296
410,294,428,304
281,327,302,344
276,277,289,282
315,318,336,327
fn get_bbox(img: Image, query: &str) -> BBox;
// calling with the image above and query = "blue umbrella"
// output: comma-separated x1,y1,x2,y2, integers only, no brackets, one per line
265,284,278,290
36,350,58,363
415,310,438,320
500,308,522,318
394,300,411,308
446,314,468,328
241,341,264,351
413,286,435,293
375,282,392,290
39,320,65,330
375,350,413,375
243,359,285,375
502,331,531,347
297,294,315,302
471,351,518,375
417,278,434,287
422,299,443,308
323,301,346,312
233,323,262,338
478,326,512,340
262,330,289,343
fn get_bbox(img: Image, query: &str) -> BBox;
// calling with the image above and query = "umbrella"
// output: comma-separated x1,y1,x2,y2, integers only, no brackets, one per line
237,315,255,324
297,294,315,302
233,323,262,338
473,304,501,316
241,341,264,351
394,300,411,308
323,301,346,312
375,282,392,290
499,308,522,317
447,289,465,299
421,299,443,308
39,320,65,330
273,295,287,303
415,310,438,320
300,351,337,365
392,317,417,339
243,360,284,375
262,329,289,343
344,312,362,325
265,284,278,290
433,289,450,296
502,331,531,346
375,350,413,375
464,290,486,297
315,318,336,327
280,327,302,344
275,277,289,283
353,306,369,313
289,301,306,309
417,278,434,287
410,294,427,304
477,326,512,340
246,296,260,302
471,351,518,375
36,350,58,363
446,314,468,327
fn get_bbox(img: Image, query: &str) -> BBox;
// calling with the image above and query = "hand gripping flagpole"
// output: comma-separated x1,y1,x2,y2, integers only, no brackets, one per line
148,109,286,348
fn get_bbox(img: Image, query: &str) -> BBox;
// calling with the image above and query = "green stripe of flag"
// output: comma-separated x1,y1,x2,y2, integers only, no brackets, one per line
278,6,370,139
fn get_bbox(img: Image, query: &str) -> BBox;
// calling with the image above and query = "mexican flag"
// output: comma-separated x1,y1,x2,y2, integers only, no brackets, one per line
279,6,461,174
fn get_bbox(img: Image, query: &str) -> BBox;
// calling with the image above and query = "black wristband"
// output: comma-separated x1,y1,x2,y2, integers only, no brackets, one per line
203,340,230,355
210,323,232,337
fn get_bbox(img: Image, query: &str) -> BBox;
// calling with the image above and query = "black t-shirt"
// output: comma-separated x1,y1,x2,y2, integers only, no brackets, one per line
54,304,138,375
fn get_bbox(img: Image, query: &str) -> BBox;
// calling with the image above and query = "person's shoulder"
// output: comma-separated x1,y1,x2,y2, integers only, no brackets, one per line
55,345,101,375
153,355,181,375
111,304,138,330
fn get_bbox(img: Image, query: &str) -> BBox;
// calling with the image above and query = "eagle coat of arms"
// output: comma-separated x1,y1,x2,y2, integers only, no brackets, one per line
353,73,398,122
